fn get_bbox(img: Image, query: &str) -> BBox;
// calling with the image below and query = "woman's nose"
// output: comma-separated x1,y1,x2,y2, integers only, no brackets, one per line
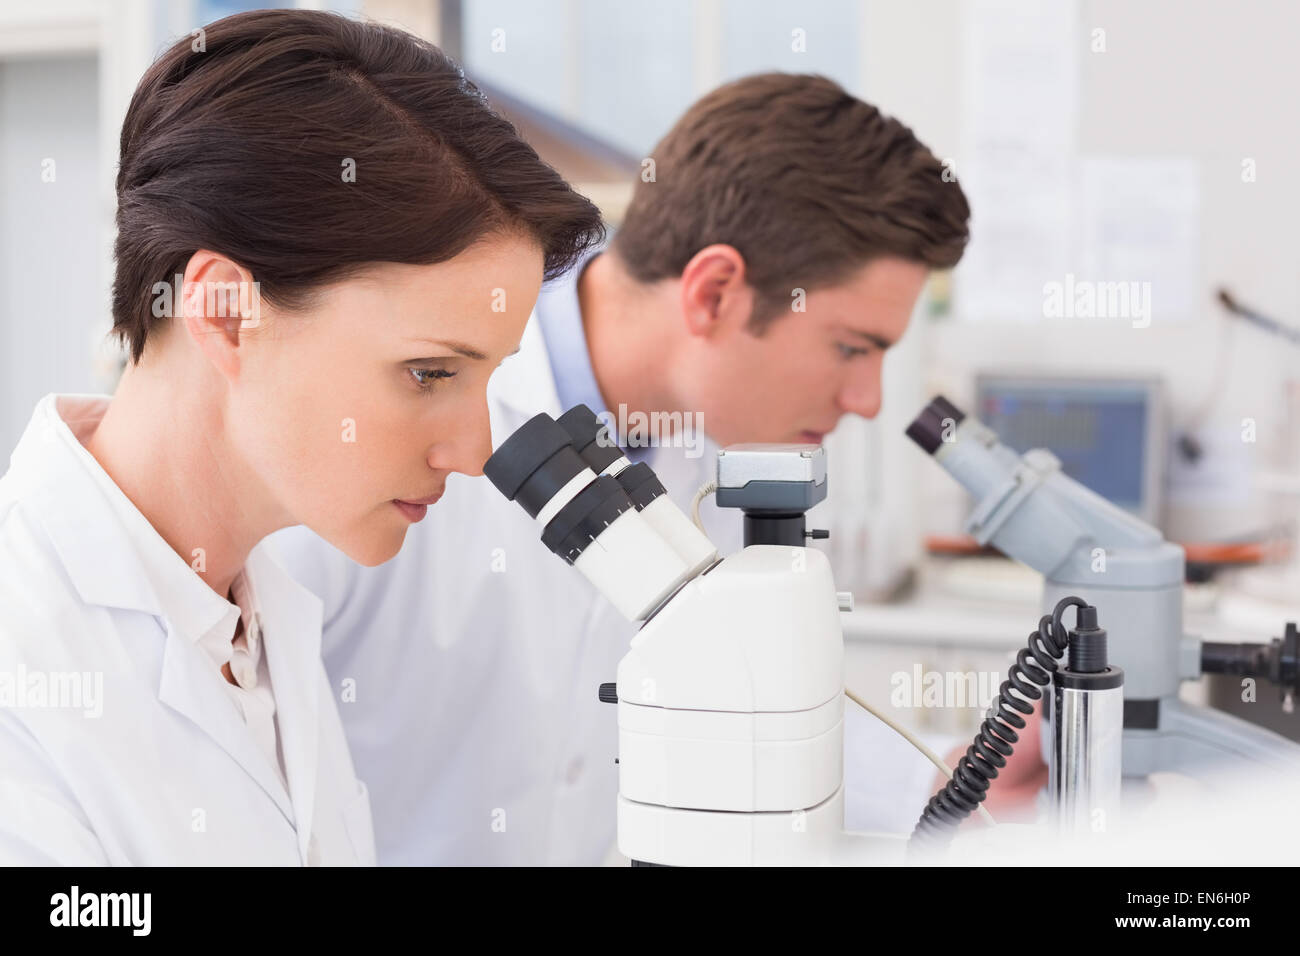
427,395,493,477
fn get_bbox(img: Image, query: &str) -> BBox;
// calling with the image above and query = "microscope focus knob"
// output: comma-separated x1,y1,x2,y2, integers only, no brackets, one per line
598,682,618,704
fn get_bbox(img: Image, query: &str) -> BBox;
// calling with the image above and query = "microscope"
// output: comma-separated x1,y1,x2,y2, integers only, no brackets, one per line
905,396,1300,782
484,398,1298,865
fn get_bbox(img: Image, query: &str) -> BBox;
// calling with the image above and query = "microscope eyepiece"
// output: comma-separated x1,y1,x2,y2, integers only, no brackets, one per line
904,395,966,455
483,413,587,519
556,404,624,474
485,407,712,620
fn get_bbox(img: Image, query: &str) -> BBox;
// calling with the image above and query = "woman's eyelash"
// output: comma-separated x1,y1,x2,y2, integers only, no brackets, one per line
836,343,871,360
409,367,458,390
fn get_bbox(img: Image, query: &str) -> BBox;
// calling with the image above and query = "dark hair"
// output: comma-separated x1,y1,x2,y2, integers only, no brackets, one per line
112,9,605,363
611,72,970,332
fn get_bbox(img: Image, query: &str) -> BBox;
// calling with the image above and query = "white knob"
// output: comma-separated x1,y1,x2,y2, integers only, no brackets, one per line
837,591,854,612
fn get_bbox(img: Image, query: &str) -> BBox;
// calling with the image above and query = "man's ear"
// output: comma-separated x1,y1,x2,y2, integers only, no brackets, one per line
180,249,257,382
678,244,755,338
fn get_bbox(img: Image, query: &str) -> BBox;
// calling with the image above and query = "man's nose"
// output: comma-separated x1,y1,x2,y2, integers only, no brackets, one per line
838,367,883,420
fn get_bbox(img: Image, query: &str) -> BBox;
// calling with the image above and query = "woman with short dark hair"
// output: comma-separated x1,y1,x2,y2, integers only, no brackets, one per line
0,9,603,865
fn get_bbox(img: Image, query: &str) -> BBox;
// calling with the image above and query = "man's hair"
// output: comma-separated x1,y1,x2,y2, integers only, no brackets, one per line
611,73,970,331
111,9,605,363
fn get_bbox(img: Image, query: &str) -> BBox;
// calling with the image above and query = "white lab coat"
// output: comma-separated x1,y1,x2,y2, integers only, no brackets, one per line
0,395,376,866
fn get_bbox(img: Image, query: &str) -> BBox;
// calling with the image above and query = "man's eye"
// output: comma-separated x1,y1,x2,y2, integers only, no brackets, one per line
836,343,871,360
409,367,457,390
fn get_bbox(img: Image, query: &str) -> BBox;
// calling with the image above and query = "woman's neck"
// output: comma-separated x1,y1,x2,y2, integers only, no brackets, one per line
83,357,289,600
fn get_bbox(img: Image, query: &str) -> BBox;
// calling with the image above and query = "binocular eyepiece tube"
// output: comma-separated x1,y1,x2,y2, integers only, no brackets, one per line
485,405,717,621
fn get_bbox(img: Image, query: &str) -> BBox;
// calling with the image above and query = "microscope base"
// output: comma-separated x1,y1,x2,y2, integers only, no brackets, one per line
1122,696,1300,777
619,783,853,866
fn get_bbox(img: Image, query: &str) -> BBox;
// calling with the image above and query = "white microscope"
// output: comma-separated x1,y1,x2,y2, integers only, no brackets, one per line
484,399,1298,866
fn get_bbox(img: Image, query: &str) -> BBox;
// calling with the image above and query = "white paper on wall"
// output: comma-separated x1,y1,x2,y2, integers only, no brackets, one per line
1077,155,1201,324
955,0,1080,323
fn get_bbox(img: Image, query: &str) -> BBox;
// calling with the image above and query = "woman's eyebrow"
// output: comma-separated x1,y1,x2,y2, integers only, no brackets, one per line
405,339,523,361
432,340,487,360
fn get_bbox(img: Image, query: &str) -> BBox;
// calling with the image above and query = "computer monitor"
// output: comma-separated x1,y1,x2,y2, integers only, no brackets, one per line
974,374,1166,527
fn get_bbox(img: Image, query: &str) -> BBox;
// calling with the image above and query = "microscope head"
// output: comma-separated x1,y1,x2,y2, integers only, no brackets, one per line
904,394,1175,582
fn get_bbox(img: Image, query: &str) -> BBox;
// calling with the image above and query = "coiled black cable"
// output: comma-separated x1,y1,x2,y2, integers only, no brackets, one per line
909,595,1090,849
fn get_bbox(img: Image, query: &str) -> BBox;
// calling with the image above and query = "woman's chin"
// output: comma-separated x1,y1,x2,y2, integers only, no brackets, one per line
325,522,409,568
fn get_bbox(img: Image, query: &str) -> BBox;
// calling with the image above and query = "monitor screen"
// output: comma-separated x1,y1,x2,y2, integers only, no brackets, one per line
976,379,1158,518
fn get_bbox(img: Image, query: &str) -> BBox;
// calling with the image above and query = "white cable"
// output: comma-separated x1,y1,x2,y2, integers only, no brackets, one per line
843,687,996,827
690,480,717,533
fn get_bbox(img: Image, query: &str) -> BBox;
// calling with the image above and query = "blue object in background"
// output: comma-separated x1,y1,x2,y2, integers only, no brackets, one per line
976,378,1163,524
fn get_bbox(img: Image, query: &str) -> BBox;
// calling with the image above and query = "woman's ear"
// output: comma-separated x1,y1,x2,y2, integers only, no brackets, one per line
678,243,755,339
180,249,259,381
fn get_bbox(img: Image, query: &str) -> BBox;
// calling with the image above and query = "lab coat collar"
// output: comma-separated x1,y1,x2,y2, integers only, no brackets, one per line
15,395,231,640
152,540,323,850
251,542,323,861
152,557,298,829
152,542,322,854
11,395,322,850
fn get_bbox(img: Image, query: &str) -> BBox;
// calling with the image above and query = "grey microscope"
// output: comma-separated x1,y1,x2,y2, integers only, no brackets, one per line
905,395,1300,786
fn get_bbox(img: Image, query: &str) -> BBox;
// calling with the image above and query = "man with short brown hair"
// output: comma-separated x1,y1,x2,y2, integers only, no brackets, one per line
617,71,968,332
272,72,975,865
590,71,970,449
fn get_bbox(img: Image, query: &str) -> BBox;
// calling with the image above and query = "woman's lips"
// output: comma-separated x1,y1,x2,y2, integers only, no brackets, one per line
393,490,443,522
